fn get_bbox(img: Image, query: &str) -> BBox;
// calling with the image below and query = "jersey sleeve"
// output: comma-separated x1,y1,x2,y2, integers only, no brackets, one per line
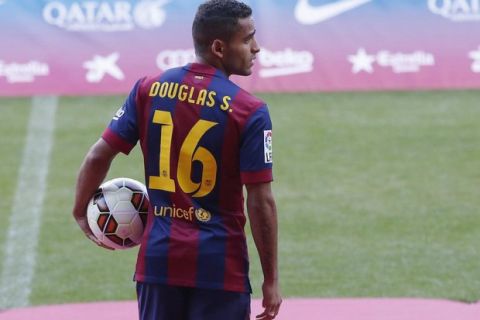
240,105,274,184
101,80,141,155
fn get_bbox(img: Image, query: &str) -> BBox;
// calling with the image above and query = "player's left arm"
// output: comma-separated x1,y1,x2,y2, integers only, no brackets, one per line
241,103,281,318
246,182,282,319
72,138,118,248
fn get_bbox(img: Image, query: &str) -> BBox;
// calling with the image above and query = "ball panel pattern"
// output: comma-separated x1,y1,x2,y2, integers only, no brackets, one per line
86,177,149,250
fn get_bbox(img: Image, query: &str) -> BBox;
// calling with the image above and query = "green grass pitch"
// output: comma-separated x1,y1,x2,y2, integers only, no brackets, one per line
0,90,480,306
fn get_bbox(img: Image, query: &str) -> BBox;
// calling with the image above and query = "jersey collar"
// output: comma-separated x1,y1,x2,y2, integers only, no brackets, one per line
185,63,228,80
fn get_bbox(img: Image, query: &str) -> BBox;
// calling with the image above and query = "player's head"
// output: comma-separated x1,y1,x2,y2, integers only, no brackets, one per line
192,0,260,77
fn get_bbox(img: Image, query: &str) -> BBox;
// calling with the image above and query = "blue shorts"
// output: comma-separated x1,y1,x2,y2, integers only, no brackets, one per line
136,282,251,320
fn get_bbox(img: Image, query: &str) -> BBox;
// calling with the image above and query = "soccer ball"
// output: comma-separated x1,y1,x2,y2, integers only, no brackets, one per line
87,177,149,250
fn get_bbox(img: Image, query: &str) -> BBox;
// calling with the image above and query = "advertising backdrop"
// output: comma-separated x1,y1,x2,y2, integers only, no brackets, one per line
1,0,480,95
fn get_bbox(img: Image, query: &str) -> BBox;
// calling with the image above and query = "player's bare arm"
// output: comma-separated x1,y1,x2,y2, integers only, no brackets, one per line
72,138,118,248
246,182,282,319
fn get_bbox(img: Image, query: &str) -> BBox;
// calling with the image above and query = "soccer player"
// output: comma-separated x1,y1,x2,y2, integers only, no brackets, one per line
72,0,281,319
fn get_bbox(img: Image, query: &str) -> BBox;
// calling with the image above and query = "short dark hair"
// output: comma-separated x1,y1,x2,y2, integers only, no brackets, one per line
192,0,252,55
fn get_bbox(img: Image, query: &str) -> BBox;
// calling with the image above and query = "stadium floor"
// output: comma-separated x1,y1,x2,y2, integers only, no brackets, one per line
1,298,479,320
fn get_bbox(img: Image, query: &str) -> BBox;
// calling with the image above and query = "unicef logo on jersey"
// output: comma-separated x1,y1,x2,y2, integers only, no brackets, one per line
42,0,169,32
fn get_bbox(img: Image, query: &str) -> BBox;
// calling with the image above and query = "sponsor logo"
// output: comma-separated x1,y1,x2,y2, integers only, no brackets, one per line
0,60,49,83
42,0,169,32
156,47,313,78
153,205,211,223
348,48,435,74
348,48,375,73
264,130,273,164
295,0,372,25
428,0,480,21
469,46,480,72
133,0,169,29
376,51,435,73
83,52,124,83
258,47,314,78
156,49,195,71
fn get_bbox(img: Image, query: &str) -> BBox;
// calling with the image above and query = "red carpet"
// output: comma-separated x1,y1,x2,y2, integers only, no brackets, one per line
1,298,479,319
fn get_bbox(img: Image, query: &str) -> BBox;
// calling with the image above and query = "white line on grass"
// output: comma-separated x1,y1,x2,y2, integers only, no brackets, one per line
0,96,57,309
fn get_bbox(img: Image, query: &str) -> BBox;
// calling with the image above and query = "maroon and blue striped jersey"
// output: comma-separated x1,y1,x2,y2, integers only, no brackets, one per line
102,63,273,293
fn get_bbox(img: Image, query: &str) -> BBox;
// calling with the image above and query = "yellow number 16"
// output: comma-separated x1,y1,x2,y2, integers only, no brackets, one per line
149,110,218,198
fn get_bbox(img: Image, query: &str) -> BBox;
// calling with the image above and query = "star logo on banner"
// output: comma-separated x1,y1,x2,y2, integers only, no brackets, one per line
83,52,125,83
468,46,480,73
348,48,376,74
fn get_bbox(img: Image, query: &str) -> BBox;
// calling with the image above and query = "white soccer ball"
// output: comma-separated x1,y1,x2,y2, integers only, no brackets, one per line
87,177,149,250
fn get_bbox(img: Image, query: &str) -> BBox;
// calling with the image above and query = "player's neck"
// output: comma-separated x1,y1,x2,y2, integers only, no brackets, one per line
195,56,230,78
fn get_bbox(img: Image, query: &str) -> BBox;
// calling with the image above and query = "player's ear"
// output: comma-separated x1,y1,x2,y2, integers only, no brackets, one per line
211,39,225,59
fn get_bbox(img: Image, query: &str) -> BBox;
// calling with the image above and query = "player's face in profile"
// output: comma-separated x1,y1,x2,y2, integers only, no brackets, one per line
224,16,260,76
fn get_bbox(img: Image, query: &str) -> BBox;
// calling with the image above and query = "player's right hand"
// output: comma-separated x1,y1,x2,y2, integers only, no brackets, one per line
256,281,282,319
74,215,115,250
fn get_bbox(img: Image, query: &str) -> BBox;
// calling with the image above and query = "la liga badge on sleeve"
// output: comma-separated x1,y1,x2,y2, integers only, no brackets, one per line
264,130,273,163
